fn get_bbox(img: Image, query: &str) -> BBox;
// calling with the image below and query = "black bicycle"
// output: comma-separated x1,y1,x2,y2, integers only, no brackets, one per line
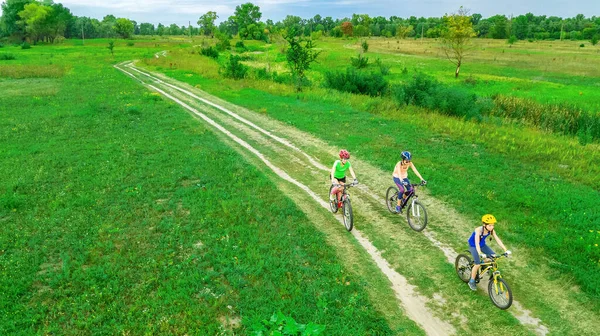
385,181,428,231
329,181,358,231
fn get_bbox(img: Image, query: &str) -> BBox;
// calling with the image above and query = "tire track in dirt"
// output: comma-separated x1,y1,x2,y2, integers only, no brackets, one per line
115,61,556,335
115,62,455,336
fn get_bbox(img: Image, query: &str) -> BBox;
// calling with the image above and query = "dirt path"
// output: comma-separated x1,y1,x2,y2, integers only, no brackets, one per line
113,60,569,335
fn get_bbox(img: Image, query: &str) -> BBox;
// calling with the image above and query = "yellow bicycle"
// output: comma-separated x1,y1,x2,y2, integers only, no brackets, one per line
455,251,513,309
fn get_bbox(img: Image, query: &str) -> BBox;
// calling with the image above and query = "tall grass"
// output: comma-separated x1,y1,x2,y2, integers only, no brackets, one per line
492,95,600,144
323,67,388,96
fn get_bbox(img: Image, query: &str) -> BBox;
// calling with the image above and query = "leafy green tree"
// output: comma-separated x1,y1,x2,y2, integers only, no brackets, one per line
508,35,518,46
114,18,134,38
139,22,154,35
197,11,218,37
284,28,321,91
0,0,33,38
489,15,508,39
396,25,414,38
107,40,114,55
233,2,261,39
440,7,476,78
156,23,165,36
591,34,599,46
18,2,52,42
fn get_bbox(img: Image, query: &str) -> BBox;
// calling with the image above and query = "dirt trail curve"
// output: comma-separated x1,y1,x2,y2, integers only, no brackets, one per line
114,60,557,335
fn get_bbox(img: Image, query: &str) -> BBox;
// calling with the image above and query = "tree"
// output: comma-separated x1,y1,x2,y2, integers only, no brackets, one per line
396,25,414,38
139,22,154,35
440,7,476,78
284,28,321,92
114,18,134,38
1,0,33,38
18,2,52,42
197,11,218,37
233,2,261,39
508,35,518,46
340,21,353,36
591,34,599,46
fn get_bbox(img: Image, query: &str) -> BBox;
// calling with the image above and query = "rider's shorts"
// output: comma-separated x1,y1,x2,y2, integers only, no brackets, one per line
469,245,496,265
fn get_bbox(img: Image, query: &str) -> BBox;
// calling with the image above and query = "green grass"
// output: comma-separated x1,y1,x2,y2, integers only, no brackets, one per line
145,45,600,312
0,41,411,335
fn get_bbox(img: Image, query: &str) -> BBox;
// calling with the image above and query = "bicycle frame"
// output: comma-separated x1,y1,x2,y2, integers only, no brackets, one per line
476,256,507,295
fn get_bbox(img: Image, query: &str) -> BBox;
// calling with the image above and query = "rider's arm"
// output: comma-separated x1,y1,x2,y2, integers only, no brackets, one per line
349,166,357,180
330,163,337,184
410,163,425,181
392,162,400,177
474,227,483,255
492,231,508,252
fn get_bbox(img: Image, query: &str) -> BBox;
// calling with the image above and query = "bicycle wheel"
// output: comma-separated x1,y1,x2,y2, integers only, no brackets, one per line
386,186,399,213
342,199,353,231
455,254,473,283
406,200,428,231
328,185,338,213
488,277,513,309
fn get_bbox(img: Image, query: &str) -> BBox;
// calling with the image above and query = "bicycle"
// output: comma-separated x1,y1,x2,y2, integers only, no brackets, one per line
455,251,513,309
385,181,428,231
329,181,358,231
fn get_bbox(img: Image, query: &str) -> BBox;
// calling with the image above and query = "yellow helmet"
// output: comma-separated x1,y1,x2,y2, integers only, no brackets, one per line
482,214,497,224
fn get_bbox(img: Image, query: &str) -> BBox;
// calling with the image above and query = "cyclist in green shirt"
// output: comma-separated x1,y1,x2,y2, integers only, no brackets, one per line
330,149,358,202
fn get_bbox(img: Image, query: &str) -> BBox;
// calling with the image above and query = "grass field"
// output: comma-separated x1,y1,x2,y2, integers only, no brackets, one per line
2,35,600,335
0,40,418,334
141,35,600,320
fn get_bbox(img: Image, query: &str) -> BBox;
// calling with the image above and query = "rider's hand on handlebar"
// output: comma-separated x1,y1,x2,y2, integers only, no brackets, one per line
479,253,487,259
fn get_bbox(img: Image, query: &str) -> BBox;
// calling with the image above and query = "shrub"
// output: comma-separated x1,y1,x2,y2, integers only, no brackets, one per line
200,46,219,59
393,72,487,120
323,67,388,96
591,35,599,46
311,30,323,40
215,39,231,51
579,43,585,48
126,41,134,46
0,43,5,48
0,53,16,60
21,42,31,49
350,53,369,68
235,40,246,49
361,40,369,52
221,54,248,79
251,311,325,336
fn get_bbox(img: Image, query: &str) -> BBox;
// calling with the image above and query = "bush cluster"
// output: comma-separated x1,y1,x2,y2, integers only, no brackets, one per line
350,53,369,69
0,53,16,60
221,54,248,79
393,73,490,121
21,42,31,49
200,46,219,59
323,68,388,96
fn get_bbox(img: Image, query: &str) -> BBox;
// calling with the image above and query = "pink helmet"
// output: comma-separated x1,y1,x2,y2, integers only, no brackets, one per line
339,149,350,159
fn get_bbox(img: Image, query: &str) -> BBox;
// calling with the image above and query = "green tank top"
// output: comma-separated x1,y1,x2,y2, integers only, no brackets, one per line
333,160,351,179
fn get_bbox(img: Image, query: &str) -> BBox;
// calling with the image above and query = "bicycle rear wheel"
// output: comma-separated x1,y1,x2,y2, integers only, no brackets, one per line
386,186,399,213
455,254,473,283
406,200,428,231
328,185,338,213
488,278,513,309
342,199,353,231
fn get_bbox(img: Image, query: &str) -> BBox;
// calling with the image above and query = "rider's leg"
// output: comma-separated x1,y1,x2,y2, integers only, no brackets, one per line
393,177,405,207
402,179,412,205
468,246,481,290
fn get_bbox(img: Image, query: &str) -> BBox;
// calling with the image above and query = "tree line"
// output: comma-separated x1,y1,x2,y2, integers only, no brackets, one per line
2,0,599,43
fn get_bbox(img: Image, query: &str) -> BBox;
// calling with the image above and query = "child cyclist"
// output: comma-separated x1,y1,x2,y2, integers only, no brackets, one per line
330,149,357,203
392,151,426,213
467,214,512,290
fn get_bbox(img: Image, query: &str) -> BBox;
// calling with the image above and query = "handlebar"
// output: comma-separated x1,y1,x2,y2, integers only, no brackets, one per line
332,181,358,188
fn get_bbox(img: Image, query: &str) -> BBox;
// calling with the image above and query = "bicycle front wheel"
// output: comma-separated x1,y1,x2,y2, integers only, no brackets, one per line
455,254,473,283
406,200,428,231
386,186,399,213
328,185,338,213
488,277,513,309
342,199,353,231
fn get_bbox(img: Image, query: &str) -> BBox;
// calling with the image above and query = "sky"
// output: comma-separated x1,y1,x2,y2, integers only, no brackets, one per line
49,0,600,26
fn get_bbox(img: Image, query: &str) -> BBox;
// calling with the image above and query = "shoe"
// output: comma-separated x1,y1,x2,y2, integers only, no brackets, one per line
329,194,335,202
468,279,477,291
396,205,402,213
